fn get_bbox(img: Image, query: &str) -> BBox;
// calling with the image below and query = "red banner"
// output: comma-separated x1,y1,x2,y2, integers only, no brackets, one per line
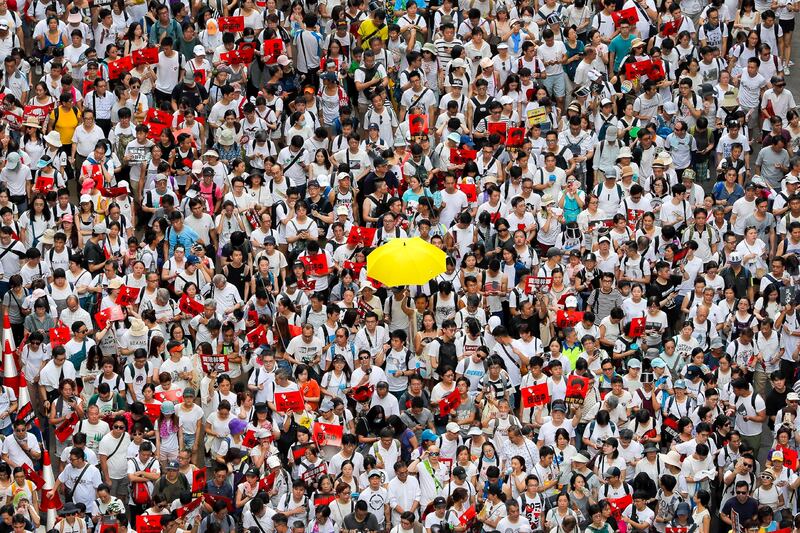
346,226,376,247
300,253,330,276
191,467,206,494
132,47,159,66
629,316,646,338
521,383,550,408
556,310,584,328
275,390,304,412
136,515,162,533
55,413,79,442
565,375,590,406
611,7,638,26
263,39,283,63
115,285,140,307
218,16,245,32
525,276,552,295
48,326,70,347
21,462,45,489
439,389,461,417
220,48,255,65
155,389,183,403
313,422,344,447
200,354,229,373
487,122,507,144
23,104,51,126
179,294,204,316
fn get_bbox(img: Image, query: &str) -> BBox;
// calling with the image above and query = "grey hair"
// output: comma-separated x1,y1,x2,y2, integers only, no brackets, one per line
156,288,170,304
204,299,216,308
213,274,226,285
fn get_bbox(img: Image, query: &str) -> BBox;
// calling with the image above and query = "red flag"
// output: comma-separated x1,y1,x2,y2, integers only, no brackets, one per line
21,463,45,489
155,389,183,403
525,276,553,295
313,422,344,447
179,294,204,316
628,316,646,338
506,127,525,148
409,113,429,136
55,413,79,442
115,285,140,307
218,16,245,32
220,48,254,65
136,515,162,533
458,183,477,202
487,122,507,144
263,39,284,63
33,176,54,194
521,383,550,408
439,389,461,417
459,506,476,525
611,7,638,26
300,253,329,276
191,467,207,494
346,226,376,247
107,55,133,80
275,390,304,412
132,47,159,66
48,326,70,348
556,310,584,328
200,354,229,373
565,375,590,406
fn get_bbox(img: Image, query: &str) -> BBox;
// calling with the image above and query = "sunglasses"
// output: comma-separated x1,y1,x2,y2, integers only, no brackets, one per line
113,425,126,429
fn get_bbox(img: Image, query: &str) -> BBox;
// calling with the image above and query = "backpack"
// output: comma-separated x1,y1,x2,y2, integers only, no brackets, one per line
52,106,80,129
130,457,156,505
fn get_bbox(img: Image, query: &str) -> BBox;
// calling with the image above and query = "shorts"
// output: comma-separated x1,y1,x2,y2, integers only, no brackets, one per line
780,18,795,33
542,72,566,98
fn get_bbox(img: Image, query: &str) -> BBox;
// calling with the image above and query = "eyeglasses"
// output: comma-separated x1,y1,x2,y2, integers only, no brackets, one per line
359,356,370,360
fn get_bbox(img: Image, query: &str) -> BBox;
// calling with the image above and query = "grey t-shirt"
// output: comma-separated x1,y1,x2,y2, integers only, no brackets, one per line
755,146,790,188
342,512,381,533
743,212,777,244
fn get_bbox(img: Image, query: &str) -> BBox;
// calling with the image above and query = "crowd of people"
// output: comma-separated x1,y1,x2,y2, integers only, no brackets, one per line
0,0,794,532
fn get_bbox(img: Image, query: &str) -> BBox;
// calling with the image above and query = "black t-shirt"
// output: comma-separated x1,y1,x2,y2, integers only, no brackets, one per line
342,512,381,533
83,240,105,271
765,387,788,429
647,279,679,309
170,83,209,110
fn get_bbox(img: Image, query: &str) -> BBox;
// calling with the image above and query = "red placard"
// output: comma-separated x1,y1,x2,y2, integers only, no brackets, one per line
521,383,550,408
314,494,335,506
218,16,245,32
292,444,309,460
346,226,376,247
409,113,429,137
777,446,798,471
487,122,507,144
666,528,689,533
525,276,552,295
343,260,366,274
145,108,173,127
458,183,477,202
350,383,373,403
506,127,525,148
49,326,70,348
107,55,133,80
647,60,665,81
320,55,339,71
55,413,79,442
81,163,104,188
179,294,205,316
191,467,206,494
204,494,234,512
313,422,344,447
459,506,476,525
297,279,317,291
144,402,161,422
200,354,229,373
246,324,269,346
155,389,183,403
23,104,52,125
263,39,284,63
565,375,590,406
628,316,646,338
556,310,584,328
136,515,162,533
99,517,119,533
451,148,478,166
132,47,159,66
661,19,680,36
275,390,304,412
21,462,45,489
607,494,633,519
94,304,124,330
221,47,255,65
611,7,638,26
259,470,277,492
115,285,140,307
241,429,258,448
175,496,203,520
439,389,461,417
301,462,328,484
300,253,329,276
625,59,653,80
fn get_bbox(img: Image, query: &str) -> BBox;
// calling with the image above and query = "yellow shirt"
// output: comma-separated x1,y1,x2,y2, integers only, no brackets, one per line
358,19,388,49
49,105,81,146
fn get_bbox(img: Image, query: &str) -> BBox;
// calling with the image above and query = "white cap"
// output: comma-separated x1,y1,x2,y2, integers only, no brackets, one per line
565,295,578,308
193,45,206,57
446,422,460,433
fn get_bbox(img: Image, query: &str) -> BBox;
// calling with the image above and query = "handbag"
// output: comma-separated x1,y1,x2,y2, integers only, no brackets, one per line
64,465,89,503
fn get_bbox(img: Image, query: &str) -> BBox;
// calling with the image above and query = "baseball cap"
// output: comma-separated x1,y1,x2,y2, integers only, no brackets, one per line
421,429,438,442
166,460,179,470
446,422,460,433
628,359,642,369
651,358,667,369
673,379,687,389
604,467,621,479
433,497,447,507
729,252,742,264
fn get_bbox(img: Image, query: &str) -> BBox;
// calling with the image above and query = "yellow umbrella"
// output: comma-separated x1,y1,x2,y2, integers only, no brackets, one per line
366,237,447,287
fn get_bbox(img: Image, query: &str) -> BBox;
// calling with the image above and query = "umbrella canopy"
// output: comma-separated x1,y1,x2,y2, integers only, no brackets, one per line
366,237,447,287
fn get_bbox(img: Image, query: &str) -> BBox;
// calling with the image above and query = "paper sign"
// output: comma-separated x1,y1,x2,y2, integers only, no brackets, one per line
191,467,206,494
527,107,547,127
565,375,590,406
49,326,70,348
221,48,254,65
204,494,234,512
259,470,277,492
313,422,344,447
314,494,335,506
246,324,269,347
451,148,478,166
661,19,679,36
292,444,309,460
275,390,304,412
346,226,376,247
301,462,328,483
665,528,688,533
200,354,229,373
521,383,550,408
300,253,330,276
458,183,477,202
343,260,366,274
23,104,51,126
241,429,258,449
263,39,284,63
179,294,204,316
115,285,140,307
94,305,124,330
135,514,162,532
175,496,203,520
409,113,429,137
107,55,133,80
99,517,119,533
155,389,183,403
143,402,160,422
439,389,461,417
611,7,638,26
21,462,45,489
218,16,245,32
556,310,584,328
350,383,373,403
487,122,507,144
524,276,552,295
777,446,798,470
625,59,653,80
662,414,680,440
459,505,476,525
629,317,646,338
99,186,128,197
55,413,79,442
297,279,317,291
608,494,633,519
132,47,159,66
506,127,525,148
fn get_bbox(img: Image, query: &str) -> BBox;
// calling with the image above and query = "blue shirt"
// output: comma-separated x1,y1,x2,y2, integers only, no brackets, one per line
609,34,634,73
167,226,199,255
